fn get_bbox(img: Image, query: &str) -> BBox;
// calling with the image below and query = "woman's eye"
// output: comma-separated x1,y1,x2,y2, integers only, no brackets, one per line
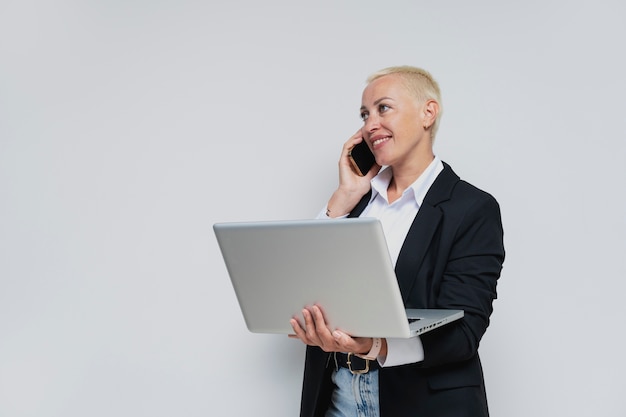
360,111,369,121
379,104,390,112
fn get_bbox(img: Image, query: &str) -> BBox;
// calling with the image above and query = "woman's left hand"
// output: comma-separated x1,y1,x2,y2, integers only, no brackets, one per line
289,305,374,354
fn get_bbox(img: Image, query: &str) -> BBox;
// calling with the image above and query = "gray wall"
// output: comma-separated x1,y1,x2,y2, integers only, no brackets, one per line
1,1,625,416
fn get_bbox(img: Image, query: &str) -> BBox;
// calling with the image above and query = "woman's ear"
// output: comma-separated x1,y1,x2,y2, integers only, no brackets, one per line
422,99,439,129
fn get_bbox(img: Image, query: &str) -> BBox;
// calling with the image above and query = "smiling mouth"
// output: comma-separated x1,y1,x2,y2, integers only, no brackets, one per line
372,137,391,147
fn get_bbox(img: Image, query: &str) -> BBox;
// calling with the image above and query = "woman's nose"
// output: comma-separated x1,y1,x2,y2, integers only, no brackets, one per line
364,113,380,132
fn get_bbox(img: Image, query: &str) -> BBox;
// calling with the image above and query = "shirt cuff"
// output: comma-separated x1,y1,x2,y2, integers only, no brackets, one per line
378,336,424,367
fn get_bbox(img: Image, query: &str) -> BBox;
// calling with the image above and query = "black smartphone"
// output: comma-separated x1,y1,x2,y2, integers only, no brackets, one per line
348,140,375,176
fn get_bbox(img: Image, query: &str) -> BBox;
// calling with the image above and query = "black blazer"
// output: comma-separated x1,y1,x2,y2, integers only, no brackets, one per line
300,162,505,417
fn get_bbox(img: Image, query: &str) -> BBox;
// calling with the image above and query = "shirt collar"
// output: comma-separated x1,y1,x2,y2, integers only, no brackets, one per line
369,156,443,207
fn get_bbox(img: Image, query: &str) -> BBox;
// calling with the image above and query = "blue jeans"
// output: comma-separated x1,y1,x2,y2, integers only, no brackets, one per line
325,367,380,417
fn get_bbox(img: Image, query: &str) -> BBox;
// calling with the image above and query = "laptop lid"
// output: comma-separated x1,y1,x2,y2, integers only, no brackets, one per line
213,218,462,338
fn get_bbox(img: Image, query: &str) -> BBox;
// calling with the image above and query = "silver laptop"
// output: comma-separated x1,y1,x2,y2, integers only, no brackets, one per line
213,218,463,338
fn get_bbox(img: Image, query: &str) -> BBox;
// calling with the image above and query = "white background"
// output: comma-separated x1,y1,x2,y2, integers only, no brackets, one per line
1,1,625,416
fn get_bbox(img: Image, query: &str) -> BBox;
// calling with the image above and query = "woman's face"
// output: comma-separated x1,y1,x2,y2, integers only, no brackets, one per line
360,74,431,169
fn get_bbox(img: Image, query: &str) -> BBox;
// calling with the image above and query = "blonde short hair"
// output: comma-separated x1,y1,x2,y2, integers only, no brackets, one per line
367,66,443,139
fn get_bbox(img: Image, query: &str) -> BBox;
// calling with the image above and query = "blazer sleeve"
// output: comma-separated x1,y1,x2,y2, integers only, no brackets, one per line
419,186,505,368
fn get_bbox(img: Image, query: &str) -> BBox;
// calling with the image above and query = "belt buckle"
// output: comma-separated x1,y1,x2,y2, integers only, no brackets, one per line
346,352,369,375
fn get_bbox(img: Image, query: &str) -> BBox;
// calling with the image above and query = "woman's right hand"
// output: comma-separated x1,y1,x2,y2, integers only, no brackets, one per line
326,130,381,218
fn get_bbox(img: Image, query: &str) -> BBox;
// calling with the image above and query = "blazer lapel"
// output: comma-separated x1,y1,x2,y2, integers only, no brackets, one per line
395,204,443,303
346,162,460,303
395,162,460,302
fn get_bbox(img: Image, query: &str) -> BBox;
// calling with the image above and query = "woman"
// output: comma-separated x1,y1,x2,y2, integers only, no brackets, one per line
290,66,505,417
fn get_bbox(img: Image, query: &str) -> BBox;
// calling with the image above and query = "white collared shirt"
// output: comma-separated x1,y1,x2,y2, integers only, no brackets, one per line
319,156,444,366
